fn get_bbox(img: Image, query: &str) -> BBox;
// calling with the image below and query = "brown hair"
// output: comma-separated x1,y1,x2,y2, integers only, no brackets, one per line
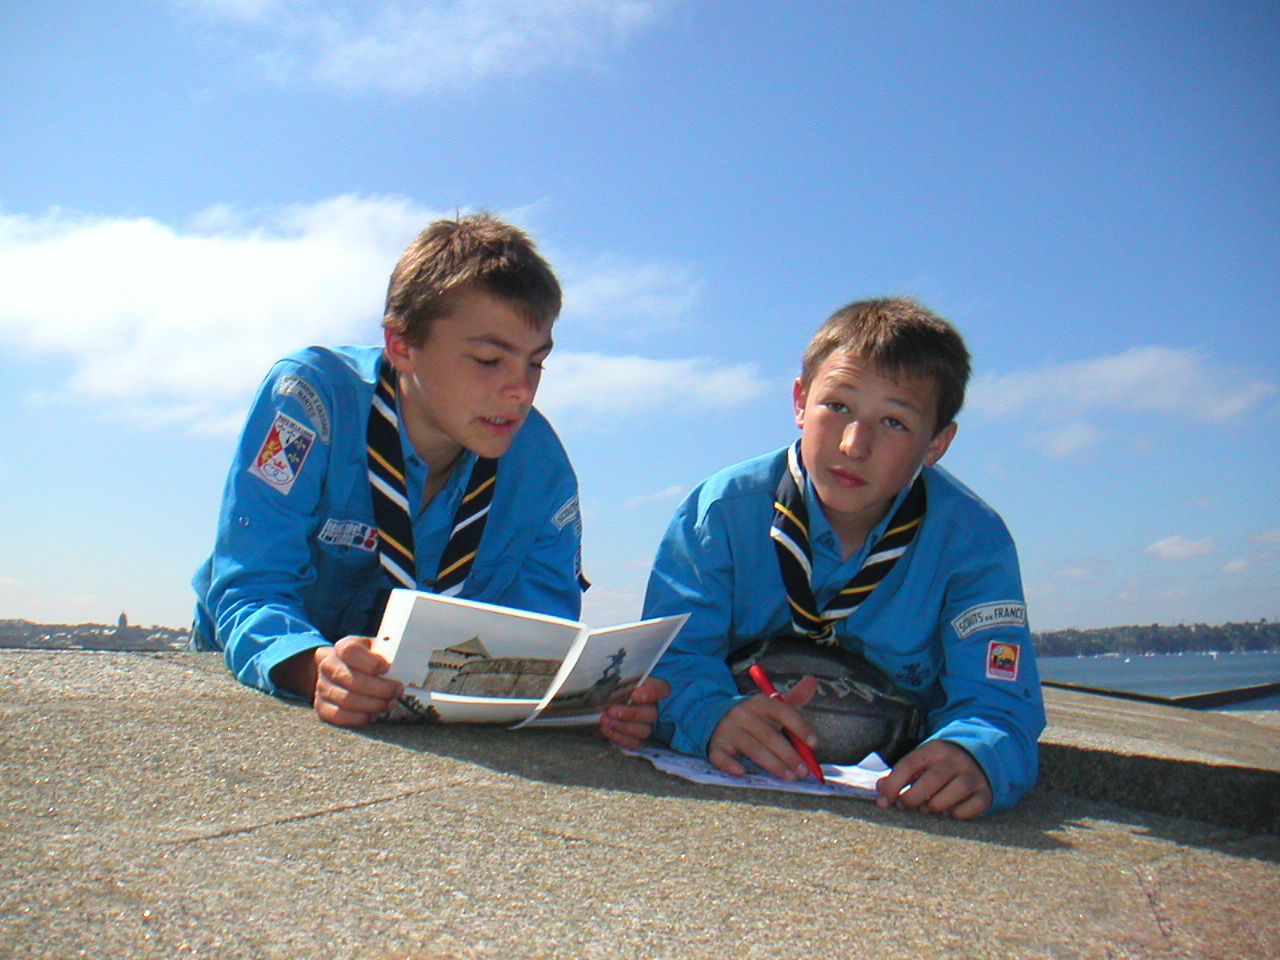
800,297,971,433
383,213,562,343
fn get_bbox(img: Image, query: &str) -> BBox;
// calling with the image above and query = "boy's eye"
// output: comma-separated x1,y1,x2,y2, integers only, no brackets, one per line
824,401,849,414
884,417,908,431
473,356,501,367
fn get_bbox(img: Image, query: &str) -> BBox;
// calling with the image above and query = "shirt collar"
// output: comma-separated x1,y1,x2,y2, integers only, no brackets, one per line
802,468,920,559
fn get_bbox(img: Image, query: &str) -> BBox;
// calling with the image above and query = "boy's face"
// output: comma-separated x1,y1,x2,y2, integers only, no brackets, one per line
793,349,955,543
385,288,553,466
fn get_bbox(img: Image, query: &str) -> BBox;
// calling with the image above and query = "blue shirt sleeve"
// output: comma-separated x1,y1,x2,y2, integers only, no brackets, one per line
924,525,1045,812
197,357,338,696
643,491,749,757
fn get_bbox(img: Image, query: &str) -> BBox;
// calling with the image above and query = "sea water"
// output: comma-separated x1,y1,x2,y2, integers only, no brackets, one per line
1037,649,1280,710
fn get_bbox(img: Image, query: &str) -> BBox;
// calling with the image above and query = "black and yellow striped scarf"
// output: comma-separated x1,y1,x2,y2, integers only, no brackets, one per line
366,357,498,596
770,441,926,643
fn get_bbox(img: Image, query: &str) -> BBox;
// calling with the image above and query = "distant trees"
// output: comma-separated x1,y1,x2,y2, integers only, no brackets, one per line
1034,620,1280,657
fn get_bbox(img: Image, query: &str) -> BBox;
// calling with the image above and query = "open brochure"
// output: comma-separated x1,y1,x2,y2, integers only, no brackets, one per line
372,589,688,727
621,744,891,800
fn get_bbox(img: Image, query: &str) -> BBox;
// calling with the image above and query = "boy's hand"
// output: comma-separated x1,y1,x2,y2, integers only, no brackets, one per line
708,675,819,781
310,636,404,727
876,740,992,819
599,678,670,750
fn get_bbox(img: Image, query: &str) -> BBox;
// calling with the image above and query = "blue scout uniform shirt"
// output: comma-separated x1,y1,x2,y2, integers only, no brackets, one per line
192,344,584,696
643,447,1045,813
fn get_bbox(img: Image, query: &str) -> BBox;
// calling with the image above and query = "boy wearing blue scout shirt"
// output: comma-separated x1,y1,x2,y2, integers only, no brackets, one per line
192,214,600,727
602,298,1045,817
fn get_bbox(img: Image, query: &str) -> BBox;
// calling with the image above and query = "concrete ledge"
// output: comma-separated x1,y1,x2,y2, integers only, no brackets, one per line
1040,686,1280,835
3,650,1279,960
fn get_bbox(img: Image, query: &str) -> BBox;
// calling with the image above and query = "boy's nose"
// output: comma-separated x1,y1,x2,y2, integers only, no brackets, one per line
840,420,871,459
505,367,538,405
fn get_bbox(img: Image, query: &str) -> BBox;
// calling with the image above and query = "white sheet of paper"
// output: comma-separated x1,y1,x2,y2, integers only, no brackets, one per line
621,744,890,800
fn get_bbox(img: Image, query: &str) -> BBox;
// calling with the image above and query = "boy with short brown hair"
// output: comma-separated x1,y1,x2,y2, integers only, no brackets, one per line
193,214,590,726
603,297,1045,817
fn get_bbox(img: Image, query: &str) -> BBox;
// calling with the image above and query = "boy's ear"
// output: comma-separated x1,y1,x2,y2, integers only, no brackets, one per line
792,378,808,429
923,421,957,467
383,328,414,373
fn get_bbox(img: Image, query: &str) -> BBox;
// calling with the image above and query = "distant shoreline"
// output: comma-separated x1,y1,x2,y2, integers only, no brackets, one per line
3,616,1277,656
0,618,189,652
1033,619,1279,657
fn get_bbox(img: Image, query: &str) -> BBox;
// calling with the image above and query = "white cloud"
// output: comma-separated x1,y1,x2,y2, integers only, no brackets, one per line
0,198,760,433
1026,421,1102,458
560,255,702,330
1222,559,1250,574
1249,528,1280,545
623,484,685,509
0,196,430,432
180,0,282,19
536,351,769,421
969,346,1275,424
1144,535,1216,562
178,0,676,93
1024,581,1057,601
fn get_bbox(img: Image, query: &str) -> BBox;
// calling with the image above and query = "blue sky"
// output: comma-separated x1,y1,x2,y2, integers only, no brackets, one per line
1,1,1276,632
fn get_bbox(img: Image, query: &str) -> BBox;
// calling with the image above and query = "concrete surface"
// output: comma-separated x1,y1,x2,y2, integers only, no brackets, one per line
1,650,1278,960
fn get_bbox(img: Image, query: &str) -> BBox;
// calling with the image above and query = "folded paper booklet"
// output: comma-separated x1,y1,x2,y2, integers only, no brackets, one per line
372,589,688,727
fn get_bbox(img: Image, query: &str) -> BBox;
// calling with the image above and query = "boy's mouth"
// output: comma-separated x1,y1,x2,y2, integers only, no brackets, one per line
828,467,866,489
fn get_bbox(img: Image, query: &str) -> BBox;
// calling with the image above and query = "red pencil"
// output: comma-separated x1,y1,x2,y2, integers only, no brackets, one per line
748,663,826,784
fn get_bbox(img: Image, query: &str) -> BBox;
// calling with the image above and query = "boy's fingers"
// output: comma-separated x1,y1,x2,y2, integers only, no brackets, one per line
600,724,646,751
319,688,395,718
628,677,671,705
605,702,658,724
334,635,392,674
314,700,376,727
708,745,747,778
921,777,971,816
318,646,403,700
779,674,818,709
947,789,992,821
876,749,927,806
922,766,992,818
727,713,807,780
758,690,819,751
876,741,993,818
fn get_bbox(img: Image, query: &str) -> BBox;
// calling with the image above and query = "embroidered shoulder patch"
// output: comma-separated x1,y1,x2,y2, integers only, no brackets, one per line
276,374,330,442
318,518,378,552
551,493,581,534
986,641,1022,682
951,601,1027,640
248,411,316,495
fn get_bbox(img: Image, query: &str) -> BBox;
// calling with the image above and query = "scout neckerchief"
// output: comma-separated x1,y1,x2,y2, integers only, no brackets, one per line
770,440,927,644
366,357,499,596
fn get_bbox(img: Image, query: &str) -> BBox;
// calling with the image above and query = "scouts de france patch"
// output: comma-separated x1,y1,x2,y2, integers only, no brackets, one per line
985,640,1021,682
248,411,315,495
318,518,379,552
276,374,331,442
